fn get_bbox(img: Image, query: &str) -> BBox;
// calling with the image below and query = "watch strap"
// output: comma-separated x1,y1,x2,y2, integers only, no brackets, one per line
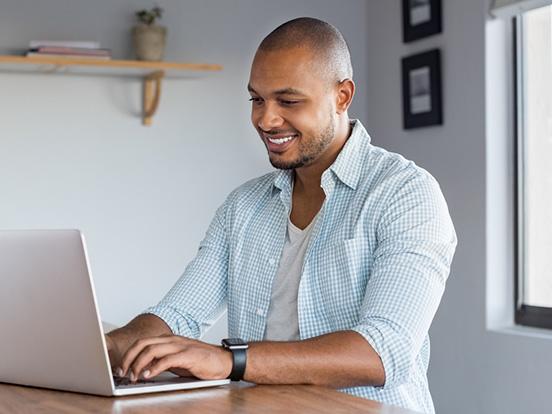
228,346,247,381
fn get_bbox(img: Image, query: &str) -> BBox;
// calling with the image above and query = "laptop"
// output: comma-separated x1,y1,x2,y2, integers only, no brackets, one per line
0,229,230,396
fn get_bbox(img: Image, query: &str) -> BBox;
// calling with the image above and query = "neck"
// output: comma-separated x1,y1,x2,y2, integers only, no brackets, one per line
294,117,352,194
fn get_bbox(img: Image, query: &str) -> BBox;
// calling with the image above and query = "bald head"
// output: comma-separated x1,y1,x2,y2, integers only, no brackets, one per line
257,17,353,83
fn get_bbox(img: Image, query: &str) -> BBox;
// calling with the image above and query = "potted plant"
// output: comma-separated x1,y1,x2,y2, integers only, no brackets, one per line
132,5,166,61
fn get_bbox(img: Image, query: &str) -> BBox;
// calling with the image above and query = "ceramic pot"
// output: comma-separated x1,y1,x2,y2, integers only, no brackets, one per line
132,24,167,61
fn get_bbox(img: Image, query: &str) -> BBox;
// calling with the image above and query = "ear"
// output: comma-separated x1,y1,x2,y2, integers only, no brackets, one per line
335,79,355,114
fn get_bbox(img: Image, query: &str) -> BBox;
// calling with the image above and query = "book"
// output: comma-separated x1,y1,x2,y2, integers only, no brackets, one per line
25,52,111,61
29,47,111,56
29,40,101,49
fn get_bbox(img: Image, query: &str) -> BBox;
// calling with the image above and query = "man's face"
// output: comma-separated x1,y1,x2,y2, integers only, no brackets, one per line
248,47,337,170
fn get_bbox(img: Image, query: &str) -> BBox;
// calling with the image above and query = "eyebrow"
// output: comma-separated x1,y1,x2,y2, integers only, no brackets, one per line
247,84,307,97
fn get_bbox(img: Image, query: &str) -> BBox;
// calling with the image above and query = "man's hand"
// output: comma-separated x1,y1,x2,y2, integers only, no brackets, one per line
103,314,174,375
105,334,124,373
119,335,233,382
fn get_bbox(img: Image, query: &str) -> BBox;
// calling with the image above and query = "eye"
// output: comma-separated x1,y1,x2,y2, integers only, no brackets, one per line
249,97,263,104
280,100,299,106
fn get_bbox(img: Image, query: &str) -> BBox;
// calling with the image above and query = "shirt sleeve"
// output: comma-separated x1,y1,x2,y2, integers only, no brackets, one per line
350,170,457,388
143,199,229,339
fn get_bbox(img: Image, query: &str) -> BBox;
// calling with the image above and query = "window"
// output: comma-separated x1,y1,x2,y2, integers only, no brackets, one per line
515,4,552,328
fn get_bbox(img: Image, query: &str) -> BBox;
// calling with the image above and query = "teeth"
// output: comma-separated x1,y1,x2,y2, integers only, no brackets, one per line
267,135,295,145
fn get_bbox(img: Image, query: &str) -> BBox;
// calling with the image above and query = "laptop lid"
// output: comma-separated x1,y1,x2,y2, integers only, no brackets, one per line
0,230,115,395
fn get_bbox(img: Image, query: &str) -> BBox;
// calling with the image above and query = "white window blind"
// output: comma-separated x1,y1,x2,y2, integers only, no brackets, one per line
492,0,552,17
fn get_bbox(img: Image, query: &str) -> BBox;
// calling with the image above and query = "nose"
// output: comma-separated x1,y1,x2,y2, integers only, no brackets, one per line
256,102,284,131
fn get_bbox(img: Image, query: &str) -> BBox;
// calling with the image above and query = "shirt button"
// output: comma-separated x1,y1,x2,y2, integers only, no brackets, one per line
256,308,264,316
268,258,276,266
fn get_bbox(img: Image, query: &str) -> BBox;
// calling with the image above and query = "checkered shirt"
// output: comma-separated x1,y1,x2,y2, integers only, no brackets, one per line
146,120,457,414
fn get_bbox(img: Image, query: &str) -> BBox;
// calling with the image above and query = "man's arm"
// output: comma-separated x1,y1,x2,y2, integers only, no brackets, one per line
117,330,385,387
245,331,385,387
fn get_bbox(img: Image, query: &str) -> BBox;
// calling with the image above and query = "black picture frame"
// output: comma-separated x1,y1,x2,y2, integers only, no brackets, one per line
401,49,442,130
402,0,442,43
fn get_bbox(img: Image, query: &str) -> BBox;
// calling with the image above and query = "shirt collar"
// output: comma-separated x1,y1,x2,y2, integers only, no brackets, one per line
327,119,370,190
273,169,293,193
272,119,371,193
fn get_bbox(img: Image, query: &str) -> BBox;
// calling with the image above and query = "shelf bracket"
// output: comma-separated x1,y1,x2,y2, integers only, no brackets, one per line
142,70,164,126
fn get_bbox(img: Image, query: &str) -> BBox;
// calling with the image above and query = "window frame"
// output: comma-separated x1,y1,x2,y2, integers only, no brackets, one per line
513,12,552,329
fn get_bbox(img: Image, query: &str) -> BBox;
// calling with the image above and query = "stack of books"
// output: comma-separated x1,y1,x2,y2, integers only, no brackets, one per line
25,41,111,60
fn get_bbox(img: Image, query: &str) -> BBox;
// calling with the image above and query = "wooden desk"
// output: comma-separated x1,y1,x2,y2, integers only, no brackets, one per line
0,381,419,414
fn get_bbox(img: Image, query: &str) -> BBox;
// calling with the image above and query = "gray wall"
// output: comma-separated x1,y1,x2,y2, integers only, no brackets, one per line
366,0,550,413
0,0,368,342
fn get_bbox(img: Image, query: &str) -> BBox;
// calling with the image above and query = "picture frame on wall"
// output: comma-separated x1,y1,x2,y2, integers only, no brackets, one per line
402,0,442,43
401,49,442,130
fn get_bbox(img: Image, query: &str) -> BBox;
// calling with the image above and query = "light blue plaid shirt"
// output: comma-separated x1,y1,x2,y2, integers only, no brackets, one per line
146,120,456,414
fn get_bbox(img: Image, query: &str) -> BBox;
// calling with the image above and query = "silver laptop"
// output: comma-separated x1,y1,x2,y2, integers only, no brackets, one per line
0,229,230,396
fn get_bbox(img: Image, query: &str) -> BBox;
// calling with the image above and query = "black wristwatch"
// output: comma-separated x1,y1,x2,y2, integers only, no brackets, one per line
221,338,248,381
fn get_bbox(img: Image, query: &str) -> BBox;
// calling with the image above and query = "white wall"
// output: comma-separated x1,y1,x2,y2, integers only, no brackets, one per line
366,0,551,413
0,0,369,343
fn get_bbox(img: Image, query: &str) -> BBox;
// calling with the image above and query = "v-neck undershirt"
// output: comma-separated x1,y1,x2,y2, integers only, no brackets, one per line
264,204,320,341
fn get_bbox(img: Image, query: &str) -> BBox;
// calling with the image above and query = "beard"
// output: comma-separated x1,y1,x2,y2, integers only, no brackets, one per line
268,120,336,170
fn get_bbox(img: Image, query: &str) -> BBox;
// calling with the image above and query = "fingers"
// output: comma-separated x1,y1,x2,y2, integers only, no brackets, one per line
128,342,183,381
120,335,200,382
120,336,175,377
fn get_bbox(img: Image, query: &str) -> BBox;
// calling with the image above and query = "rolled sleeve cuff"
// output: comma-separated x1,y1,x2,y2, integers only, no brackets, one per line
351,323,413,389
141,304,199,339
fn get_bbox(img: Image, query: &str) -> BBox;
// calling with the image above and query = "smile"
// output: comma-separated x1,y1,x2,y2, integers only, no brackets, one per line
267,135,296,145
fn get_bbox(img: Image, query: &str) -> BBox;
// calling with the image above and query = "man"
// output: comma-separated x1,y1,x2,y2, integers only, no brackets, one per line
107,17,456,414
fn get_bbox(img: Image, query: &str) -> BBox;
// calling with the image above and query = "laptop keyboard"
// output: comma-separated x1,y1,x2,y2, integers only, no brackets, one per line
113,375,156,387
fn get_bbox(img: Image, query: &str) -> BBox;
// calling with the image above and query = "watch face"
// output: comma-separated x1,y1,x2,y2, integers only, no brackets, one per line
222,338,248,348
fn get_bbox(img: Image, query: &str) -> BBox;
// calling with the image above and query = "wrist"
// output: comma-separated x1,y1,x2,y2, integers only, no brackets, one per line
220,347,233,379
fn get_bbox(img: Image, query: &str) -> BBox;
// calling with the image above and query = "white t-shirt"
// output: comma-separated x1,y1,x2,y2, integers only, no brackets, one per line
264,213,318,341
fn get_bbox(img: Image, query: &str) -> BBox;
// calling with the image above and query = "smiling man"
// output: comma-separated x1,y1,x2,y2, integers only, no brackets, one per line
107,17,456,414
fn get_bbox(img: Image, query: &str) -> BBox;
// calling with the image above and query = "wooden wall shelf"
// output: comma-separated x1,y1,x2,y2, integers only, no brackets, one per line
0,55,223,125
